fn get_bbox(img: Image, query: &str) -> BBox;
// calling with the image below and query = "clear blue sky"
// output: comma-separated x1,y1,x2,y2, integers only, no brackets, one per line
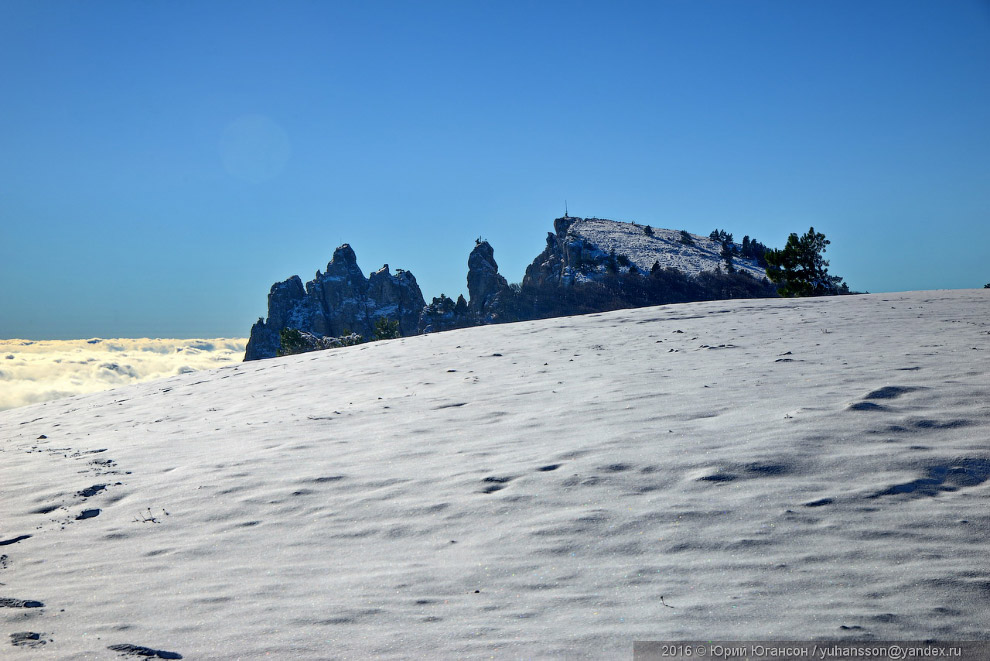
2,0,988,339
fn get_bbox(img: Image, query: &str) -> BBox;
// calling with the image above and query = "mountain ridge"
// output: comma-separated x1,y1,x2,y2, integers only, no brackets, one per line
245,216,775,360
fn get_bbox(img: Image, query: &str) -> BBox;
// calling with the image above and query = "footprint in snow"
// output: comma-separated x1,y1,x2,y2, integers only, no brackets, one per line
863,386,920,400
849,386,923,411
77,484,108,498
848,402,887,411
0,535,31,547
869,458,990,499
698,473,737,483
0,597,45,608
481,476,513,493
108,643,183,658
9,631,47,648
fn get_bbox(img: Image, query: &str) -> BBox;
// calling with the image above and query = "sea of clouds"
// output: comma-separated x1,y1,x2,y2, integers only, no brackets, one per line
0,338,247,411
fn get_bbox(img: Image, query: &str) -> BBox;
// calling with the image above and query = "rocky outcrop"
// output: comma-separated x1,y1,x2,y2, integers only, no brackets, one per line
417,240,515,333
524,215,618,290
418,294,471,334
523,215,768,290
243,276,312,361
244,244,426,361
516,215,776,319
466,240,513,324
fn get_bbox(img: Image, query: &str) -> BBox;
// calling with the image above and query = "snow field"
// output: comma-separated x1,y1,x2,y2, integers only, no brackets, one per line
1,290,988,659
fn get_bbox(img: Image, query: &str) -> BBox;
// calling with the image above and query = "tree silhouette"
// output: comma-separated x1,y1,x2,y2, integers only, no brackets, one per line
764,227,847,296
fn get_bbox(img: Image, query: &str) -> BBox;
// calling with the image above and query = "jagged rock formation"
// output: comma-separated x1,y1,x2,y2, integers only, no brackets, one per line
466,240,513,324
418,240,515,333
418,294,471,334
523,215,583,290
244,244,425,361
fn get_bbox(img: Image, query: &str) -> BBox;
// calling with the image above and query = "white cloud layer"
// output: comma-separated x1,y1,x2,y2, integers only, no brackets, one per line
0,338,247,411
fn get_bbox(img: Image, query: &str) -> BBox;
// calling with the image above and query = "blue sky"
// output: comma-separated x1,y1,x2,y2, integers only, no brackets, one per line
2,0,988,339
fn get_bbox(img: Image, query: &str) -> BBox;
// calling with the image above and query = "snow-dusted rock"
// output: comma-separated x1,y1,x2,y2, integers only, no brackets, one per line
420,240,515,332
244,244,425,360
419,294,471,334
466,240,512,324
524,215,767,289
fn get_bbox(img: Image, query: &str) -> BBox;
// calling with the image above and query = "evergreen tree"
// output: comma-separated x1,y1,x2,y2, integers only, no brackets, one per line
372,317,401,340
746,238,769,267
605,248,619,274
764,227,846,296
277,328,307,357
710,229,733,245
720,243,736,273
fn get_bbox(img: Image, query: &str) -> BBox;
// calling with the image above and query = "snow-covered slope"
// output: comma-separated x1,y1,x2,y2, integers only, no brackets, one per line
2,290,989,659
574,217,764,277
555,217,766,281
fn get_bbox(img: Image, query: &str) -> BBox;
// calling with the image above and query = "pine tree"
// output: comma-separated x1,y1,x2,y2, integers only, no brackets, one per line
721,243,736,273
372,318,400,340
277,328,307,357
605,248,619,274
764,227,846,296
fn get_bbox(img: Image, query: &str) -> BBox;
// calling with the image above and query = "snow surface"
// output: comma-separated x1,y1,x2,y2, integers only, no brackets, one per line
565,218,767,279
1,290,989,659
